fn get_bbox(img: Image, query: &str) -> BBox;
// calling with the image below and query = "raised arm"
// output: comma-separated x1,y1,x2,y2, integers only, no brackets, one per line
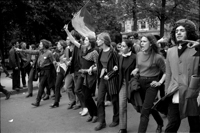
64,25,81,48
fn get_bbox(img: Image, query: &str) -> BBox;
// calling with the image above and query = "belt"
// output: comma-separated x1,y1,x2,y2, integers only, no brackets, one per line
139,75,158,79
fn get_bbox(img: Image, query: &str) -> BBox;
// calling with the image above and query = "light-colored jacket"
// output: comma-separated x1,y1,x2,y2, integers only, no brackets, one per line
165,45,200,119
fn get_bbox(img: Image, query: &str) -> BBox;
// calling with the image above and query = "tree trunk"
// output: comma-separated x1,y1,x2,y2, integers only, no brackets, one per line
132,0,137,31
160,0,166,37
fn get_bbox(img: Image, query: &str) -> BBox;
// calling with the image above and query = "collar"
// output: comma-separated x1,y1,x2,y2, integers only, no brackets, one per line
122,51,132,57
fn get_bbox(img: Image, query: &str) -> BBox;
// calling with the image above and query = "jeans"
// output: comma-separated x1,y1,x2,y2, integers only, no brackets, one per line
27,68,34,94
119,80,128,129
138,77,163,133
74,72,85,108
21,64,31,86
97,78,119,123
165,103,200,133
84,84,97,117
55,68,65,103
65,73,76,104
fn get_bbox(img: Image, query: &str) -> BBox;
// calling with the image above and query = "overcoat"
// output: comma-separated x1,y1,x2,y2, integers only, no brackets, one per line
165,45,200,119
97,49,119,95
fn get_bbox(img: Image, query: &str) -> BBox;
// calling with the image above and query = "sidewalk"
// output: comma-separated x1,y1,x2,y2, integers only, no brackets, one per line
0,71,39,97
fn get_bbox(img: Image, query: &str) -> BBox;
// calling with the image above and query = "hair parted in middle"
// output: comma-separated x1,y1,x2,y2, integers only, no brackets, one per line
142,34,160,54
97,32,111,47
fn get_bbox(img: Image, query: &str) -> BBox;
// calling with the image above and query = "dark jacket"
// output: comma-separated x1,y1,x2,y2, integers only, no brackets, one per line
9,47,20,69
118,53,136,91
97,49,119,95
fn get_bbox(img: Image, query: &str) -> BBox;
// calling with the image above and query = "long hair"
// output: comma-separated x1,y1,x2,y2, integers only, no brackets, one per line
141,34,160,67
97,32,111,47
171,22,198,44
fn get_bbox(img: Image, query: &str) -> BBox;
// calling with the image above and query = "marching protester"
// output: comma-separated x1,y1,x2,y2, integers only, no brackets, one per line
164,19,200,133
132,34,166,133
50,40,69,108
26,44,38,98
16,39,56,107
64,37,77,110
64,24,99,121
94,32,119,131
64,28,88,115
118,39,136,133
9,40,21,92
19,42,31,88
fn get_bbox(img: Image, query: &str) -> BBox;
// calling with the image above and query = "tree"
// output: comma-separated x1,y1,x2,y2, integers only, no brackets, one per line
0,0,83,60
138,0,199,37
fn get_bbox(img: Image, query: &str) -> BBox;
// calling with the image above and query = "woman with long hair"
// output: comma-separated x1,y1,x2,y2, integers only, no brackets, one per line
94,32,119,131
132,34,165,133
50,40,69,108
64,25,99,118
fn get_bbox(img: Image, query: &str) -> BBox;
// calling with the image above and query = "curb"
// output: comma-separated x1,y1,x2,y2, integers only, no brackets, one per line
0,86,38,98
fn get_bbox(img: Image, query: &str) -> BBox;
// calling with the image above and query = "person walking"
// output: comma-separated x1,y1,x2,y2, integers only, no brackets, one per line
164,19,200,133
94,32,119,131
132,34,165,133
118,39,136,133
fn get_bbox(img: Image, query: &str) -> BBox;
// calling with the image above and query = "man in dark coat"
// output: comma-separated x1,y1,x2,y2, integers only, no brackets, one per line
9,40,21,91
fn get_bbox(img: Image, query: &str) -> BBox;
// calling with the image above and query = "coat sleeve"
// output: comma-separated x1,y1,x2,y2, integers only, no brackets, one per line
9,49,17,68
165,49,172,93
107,51,119,79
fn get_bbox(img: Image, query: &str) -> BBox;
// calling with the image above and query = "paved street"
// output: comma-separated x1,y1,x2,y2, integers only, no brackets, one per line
1,72,190,133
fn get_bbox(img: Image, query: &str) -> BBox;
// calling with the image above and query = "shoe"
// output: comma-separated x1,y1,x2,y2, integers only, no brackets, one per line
43,95,49,100
50,102,59,108
51,94,55,98
81,108,88,116
14,88,20,92
23,85,27,88
118,129,127,133
91,116,98,123
109,122,119,127
67,102,76,109
5,92,11,100
79,110,83,115
73,105,81,110
31,102,40,107
86,116,93,122
26,93,33,98
94,122,106,131
156,125,163,133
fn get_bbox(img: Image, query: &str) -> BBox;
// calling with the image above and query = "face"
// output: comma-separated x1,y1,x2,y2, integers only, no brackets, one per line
57,42,62,51
39,42,44,50
21,43,26,49
84,37,90,46
121,41,130,54
117,43,121,51
175,26,187,42
140,36,151,52
96,37,104,47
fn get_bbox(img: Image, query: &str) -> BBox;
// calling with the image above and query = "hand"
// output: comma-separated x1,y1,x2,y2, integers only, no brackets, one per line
66,61,71,66
104,75,109,80
64,24,69,32
150,81,161,87
15,48,22,52
131,68,139,76
113,66,118,71
88,67,92,75
15,67,18,70
181,40,200,48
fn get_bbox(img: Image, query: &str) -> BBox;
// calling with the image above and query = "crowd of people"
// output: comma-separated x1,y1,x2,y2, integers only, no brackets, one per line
1,19,200,133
